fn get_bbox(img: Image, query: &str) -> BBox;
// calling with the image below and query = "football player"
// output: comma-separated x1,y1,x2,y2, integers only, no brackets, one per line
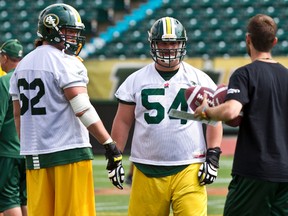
9,4,124,216
111,17,222,215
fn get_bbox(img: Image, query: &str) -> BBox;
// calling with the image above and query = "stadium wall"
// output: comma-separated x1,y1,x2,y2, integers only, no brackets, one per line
89,56,288,154
85,57,288,101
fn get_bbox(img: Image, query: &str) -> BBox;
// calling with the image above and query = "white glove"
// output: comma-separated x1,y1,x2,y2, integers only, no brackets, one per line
198,147,222,185
104,142,125,189
107,162,125,189
198,162,218,185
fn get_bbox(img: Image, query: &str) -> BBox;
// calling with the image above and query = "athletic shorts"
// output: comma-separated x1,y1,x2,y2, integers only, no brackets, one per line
224,175,288,216
128,163,207,216
0,157,26,212
26,160,96,216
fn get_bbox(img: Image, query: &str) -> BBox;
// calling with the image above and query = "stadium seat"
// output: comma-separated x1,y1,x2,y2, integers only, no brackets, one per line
212,0,233,8
193,41,209,56
213,41,229,56
95,0,114,10
189,29,203,43
2,0,288,58
234,0,253,8
2,21,12,33
0,1,7,11
227,29,245,42
0,10,8,22
273,40,288,55
218,7,236,19
208,29,224,42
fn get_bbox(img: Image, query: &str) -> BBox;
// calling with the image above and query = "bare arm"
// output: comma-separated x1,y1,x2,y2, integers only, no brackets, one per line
206,122,223,149
64,86,111,144
206,100,242,122
65,86,125,189
111,103,135,152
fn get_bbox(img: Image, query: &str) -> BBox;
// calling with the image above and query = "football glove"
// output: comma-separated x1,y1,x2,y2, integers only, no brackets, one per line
198,147,222,186
104,141,125,190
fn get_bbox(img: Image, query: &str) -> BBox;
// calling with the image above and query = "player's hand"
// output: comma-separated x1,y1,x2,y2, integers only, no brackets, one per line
194,93,209,120
198,147,222,185
104,141,125,189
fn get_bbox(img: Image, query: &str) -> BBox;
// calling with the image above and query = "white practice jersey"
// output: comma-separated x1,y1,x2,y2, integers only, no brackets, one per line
9,45,91,155
115,62,217,166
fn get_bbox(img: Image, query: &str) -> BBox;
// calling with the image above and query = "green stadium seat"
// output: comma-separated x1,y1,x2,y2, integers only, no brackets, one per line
272,40,288,55
195,0,214,8
3,32,12,41
212,0,233,8
0,10,8,22
208,29,223,42
2,21,11,33
218,7,236,19
234,0,253,8
222,17,244,30
189,29,203,42
227,29,245,42
2,0,287,59
194,41,210,56
93,0,114,10
214,41,229,56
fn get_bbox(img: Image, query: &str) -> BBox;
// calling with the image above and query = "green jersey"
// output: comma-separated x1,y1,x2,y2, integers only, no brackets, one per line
0,69,23,158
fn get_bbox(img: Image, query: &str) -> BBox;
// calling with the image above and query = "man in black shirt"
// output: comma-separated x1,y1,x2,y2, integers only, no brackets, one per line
194,14,288,216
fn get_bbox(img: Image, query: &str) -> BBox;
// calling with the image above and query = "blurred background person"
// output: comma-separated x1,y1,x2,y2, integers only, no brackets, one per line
0,39,27,216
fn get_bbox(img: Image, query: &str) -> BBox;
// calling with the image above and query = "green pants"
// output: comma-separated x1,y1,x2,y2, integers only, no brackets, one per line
0,157,26,212
224,175,288,216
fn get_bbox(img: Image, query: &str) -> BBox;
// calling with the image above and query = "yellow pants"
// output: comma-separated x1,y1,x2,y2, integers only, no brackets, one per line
129,164,207,216
26,160,96,216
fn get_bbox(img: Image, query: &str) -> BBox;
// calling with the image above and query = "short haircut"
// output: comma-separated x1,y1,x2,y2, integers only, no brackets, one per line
247,14,277,52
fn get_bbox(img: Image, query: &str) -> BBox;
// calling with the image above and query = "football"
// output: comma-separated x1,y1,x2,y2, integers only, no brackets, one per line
213,84,242,127
226,111,243,127
213,84,228,106
185,85,214,111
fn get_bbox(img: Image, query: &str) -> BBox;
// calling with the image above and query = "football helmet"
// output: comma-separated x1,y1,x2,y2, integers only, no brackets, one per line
148,17,187,68
37,3,85,56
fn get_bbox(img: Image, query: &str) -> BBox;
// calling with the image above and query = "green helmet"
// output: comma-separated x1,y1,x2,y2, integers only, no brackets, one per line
148,17,187,67
37,3,85,56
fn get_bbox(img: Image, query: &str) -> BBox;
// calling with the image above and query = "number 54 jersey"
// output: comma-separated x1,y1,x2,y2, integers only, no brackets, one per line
9,45,91,156
115,62,217,166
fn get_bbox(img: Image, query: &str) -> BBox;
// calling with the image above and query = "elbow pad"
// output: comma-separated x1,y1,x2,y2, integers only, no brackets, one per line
69,93,100,127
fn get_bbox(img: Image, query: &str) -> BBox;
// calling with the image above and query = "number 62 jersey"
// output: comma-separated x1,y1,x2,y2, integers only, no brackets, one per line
115,61,217,166
9,45,91,156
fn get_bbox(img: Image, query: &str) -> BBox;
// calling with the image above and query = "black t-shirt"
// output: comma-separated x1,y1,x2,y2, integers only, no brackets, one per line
226,60,288,182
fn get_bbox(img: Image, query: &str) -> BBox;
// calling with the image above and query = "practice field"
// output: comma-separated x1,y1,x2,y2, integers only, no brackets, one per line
93,154,234,216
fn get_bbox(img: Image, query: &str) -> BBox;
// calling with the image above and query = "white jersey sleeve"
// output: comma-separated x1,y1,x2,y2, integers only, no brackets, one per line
115,62,217,166
9,45,91,155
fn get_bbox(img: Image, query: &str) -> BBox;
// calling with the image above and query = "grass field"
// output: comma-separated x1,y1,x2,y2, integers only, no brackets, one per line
93,155,234,216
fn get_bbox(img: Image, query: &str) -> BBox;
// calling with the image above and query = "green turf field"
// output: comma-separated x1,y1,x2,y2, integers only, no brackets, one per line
93,155,233,216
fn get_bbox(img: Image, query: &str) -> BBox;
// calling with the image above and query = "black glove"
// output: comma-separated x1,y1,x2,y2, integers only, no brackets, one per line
104,141,125,189
198,147,222,186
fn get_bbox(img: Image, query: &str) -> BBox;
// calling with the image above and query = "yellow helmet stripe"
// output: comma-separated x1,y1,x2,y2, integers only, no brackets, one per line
66,4,82,23
165,17,172,34
162,17,176,39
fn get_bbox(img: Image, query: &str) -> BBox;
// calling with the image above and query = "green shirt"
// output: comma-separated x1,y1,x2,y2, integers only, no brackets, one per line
0,69,23,158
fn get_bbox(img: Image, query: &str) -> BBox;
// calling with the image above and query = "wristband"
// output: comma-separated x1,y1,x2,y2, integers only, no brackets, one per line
103,137,113,145
201,106,209,119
